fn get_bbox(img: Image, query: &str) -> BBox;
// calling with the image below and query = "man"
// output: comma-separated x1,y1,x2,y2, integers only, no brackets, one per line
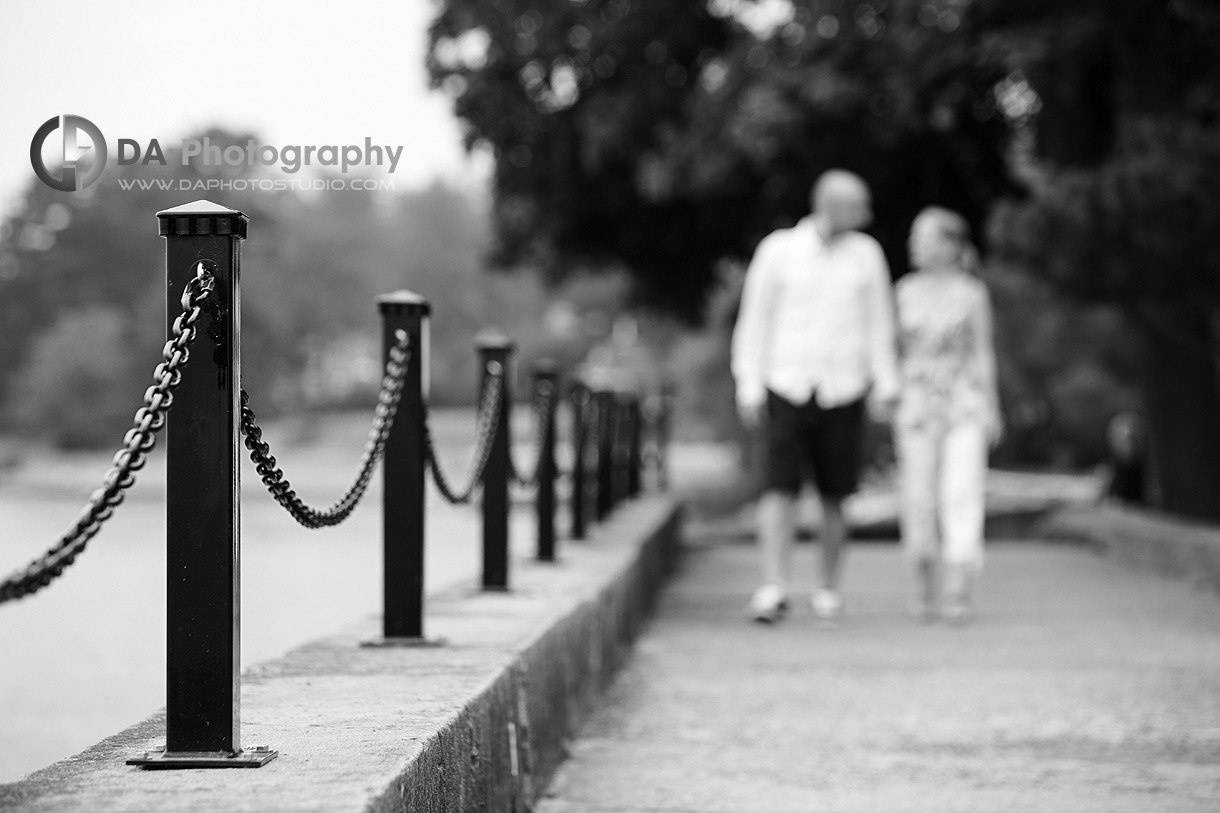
731,169,899,624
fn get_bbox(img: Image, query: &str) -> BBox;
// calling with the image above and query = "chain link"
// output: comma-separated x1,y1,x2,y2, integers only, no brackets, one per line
510,379,557,487
425,367,504,504
240,331,411,528
0,264,217,604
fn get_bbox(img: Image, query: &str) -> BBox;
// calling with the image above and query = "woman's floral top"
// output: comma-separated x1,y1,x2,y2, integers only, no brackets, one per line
895,270,994,431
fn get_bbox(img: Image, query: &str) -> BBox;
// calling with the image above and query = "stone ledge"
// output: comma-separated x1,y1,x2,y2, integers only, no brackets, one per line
1039,503,1220,593
0,496,682,813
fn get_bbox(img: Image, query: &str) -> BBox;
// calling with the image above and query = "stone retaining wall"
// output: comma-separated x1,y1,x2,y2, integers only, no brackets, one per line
1040,503,1220,593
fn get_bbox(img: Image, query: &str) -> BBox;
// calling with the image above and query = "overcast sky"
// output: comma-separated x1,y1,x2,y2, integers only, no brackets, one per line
0,0,489,215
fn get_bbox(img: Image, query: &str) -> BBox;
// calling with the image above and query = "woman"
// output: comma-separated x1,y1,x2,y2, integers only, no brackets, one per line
895,207,1001,623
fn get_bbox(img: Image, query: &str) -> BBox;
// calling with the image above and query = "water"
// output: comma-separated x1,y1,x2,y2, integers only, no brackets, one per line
0,408,536,782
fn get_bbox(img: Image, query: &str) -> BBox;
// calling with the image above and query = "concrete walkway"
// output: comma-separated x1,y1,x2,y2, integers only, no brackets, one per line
537,536,1220,812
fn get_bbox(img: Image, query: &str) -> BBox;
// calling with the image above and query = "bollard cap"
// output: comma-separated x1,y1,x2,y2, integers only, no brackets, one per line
156,200,248,238
377,289,431,315
473,329,515,351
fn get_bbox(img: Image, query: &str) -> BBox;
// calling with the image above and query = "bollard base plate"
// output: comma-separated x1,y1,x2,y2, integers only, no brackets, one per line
360,636,447,648
127,746,277,769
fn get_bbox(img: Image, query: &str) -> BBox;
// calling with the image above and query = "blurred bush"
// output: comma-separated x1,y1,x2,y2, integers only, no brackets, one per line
986,264,1141,468
667,261,748,447
0,130,671,448
6,307,140,448
0,129,632,447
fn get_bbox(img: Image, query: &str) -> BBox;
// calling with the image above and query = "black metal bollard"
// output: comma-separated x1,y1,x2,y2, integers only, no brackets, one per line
569,383,590,540
533,361,559,562
611,396,630,506
364,291,434,646
128,200,275,768
655,383,672,493
627,395,643,498
477,332,515,590
594,390,615,521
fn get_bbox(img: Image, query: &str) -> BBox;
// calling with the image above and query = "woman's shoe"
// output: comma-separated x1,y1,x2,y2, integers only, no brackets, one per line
941,564,974,625
941,595,973,625
812,588,844,627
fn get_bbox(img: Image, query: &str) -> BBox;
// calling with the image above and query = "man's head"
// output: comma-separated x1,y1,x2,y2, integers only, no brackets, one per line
810,170,873,237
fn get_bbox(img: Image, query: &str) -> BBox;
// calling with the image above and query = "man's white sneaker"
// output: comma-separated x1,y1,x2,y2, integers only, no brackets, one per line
812,588,843,626
747,584,789,623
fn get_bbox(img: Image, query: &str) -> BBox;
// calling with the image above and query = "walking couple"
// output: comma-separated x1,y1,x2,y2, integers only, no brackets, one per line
732,170,1002,626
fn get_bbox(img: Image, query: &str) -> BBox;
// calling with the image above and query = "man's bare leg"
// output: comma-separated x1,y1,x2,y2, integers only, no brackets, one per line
758,491,796,587
819,496,847,590
747,491,796,621
813,495,848,623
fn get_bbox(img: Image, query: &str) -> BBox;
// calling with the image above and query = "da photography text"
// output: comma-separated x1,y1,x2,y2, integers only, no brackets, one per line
120,136,406,175
30,114,407,193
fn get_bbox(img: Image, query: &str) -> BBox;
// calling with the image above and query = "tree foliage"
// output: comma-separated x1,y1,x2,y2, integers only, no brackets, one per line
429,0,733,318
981,0,1220,517
981,0,1220,307
0,130,602,447
429,0,1022,320
431,0,1220,516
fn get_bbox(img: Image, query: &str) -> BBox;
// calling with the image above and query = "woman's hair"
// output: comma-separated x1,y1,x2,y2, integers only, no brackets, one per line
914,206,980,275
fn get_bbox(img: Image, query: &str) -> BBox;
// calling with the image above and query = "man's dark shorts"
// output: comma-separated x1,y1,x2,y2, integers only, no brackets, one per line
765,390,865,498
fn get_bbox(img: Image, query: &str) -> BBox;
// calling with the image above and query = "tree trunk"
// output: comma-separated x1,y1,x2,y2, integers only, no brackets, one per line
1142,307,1220,520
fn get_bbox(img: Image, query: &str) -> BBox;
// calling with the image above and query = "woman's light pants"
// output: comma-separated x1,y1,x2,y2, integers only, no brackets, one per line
896,421,987,572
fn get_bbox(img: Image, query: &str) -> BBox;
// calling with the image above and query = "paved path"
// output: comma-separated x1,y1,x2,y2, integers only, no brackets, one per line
538,537,1220,812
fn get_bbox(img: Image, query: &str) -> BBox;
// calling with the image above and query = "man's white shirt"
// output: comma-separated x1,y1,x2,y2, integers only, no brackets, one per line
731,215,899,411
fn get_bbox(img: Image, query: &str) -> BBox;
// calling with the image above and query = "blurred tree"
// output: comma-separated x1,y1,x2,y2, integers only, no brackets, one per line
985,264,1141,469
666,260,753,451
0,131,501,443
0,128,292,443
0,131,593,444
428,0,1021,320
429,0,734,319
984,0,1220,518
7,307,136,449
432,0,1220,519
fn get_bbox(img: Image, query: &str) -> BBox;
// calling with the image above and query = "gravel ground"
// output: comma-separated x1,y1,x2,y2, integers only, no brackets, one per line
538,538,1220,812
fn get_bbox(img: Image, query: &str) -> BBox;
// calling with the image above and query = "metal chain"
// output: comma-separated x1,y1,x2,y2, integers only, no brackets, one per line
510,380,557,487
240,331,411,529
0,264,217,604
425,367,504,504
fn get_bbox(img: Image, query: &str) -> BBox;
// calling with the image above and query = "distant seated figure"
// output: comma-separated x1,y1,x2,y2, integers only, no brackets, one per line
1102,410,1146,505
